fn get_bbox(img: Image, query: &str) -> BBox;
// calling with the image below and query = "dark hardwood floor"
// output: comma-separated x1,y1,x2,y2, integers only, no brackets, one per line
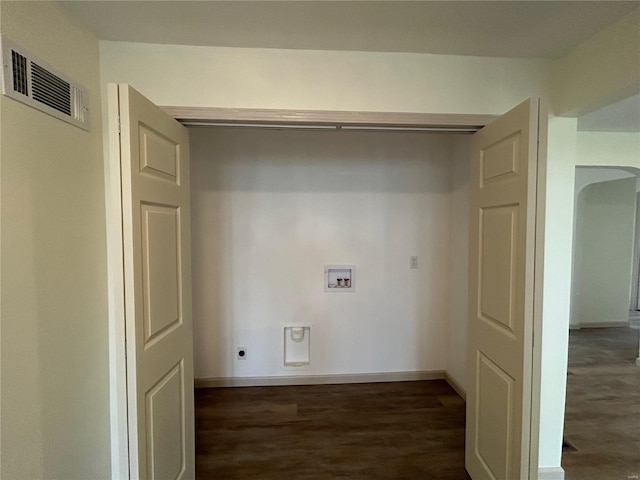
195,380,471,479
195,318,640,479
562,315,640,480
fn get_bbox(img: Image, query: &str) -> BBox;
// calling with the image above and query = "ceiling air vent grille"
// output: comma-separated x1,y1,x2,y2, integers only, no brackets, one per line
1,36,89,131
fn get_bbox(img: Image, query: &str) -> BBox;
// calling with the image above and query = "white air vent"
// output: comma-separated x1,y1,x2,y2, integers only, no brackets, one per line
1,36,89,131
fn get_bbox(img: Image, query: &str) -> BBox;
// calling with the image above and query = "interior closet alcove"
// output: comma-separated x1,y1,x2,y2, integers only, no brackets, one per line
188,125,471,386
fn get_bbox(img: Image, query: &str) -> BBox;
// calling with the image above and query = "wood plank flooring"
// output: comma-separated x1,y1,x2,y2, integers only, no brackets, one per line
562,316,640,480
196,317,640,479
195,380,470,479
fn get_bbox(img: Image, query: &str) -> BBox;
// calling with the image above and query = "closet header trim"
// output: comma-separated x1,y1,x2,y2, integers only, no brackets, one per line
161,106,497,132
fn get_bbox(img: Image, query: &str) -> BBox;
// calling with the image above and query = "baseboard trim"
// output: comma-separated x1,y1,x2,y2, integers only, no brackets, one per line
444,372,466,401
574,321,630,329
538,466,565,480
195,370,445,388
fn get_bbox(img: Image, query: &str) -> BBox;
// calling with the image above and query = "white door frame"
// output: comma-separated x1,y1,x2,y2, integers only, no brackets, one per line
105,83,130,479
530,98,548,479
105,103,543,479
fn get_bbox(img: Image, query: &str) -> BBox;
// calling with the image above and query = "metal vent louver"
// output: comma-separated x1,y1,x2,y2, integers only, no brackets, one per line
11,50,28,95
1,36,89,131
31,62,71,116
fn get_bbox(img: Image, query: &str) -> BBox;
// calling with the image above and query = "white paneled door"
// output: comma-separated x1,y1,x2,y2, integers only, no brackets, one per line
466,99,540,480
115,84,195,479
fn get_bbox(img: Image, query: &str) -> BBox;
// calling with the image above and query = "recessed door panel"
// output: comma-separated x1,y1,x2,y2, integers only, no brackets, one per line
140,124,179,183
146,361,185,480
141,204,182,346
480,133,520,186
476,352,514,480
479,205,517,335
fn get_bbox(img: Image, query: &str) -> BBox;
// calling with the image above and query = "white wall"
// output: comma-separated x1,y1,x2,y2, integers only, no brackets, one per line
190,127,459,379
0,1,110,479
546,7,640,116
571,177,637,327
576,131,640,169
574,167,638,195
570,167,639,328
538,115,577,470
100,41,546,115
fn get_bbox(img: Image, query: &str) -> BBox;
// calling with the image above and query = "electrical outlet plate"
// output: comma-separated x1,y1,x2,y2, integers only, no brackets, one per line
410,256,418,269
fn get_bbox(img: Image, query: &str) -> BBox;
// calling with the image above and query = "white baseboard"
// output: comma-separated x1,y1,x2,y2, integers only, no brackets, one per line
537,467,565,480
195,370,445,388
444,372,466,401
574,321,630,329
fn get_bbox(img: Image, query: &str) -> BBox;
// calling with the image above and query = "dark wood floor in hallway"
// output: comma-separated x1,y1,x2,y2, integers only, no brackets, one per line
195,380,471,479
562,317,640,480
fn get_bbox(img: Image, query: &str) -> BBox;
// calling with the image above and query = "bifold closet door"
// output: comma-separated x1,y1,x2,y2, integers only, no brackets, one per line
113,83,195,479
466,98,540,480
